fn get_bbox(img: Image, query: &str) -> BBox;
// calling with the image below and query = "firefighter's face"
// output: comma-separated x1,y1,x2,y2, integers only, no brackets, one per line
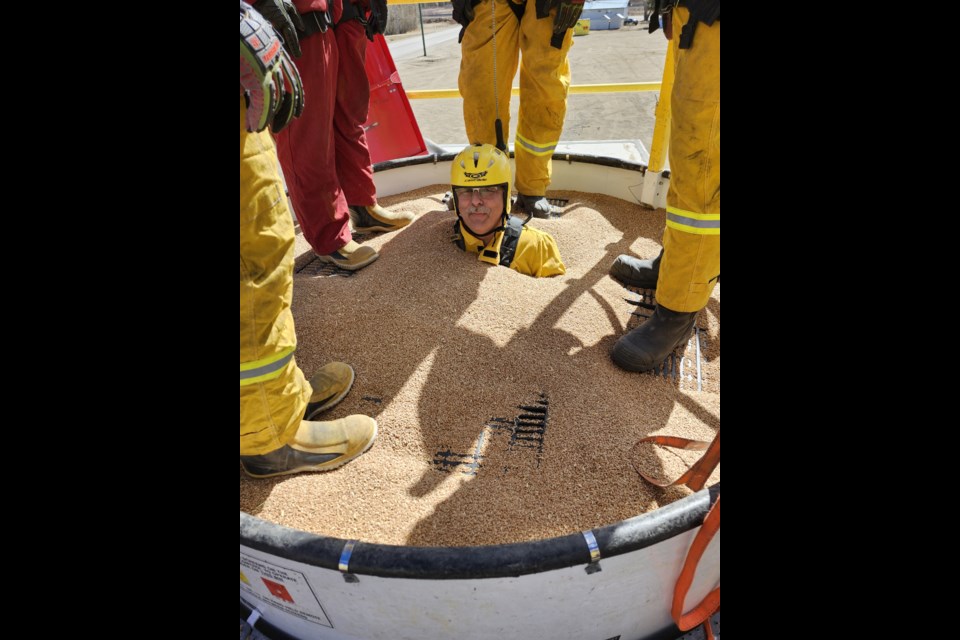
455,186,505,238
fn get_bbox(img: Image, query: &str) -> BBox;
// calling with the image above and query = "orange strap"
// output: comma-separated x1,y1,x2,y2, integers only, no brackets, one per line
702,614,718,640
631,430,720,634
631,430,719,491
672,494,720,631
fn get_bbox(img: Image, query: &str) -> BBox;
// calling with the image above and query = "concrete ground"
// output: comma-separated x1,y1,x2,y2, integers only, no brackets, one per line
386,20,669,151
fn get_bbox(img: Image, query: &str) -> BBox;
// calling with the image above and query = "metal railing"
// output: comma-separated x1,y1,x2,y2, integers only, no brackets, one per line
383,0,675,206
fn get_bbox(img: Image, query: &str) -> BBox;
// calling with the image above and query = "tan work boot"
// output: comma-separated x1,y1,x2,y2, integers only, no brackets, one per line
305,362,355,419
316,240,379,271
240,415,378,478
349,203,415,232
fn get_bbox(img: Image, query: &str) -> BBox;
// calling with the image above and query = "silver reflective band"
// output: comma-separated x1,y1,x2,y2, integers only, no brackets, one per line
339,540,357,572
516,136,557,154
666,210,721,230
582,530,601,562
239,350,294,382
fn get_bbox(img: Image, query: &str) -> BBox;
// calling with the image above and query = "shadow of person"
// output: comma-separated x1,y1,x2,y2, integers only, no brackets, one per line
403,310,695,546
242,187,719,549
402,197,719,547
288,206,488,419
239,206,492,526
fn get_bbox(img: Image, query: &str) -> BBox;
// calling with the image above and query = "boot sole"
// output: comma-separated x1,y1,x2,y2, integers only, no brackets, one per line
611,274,658,290
611,327,695,373
315,252,380,271
241,421,379,478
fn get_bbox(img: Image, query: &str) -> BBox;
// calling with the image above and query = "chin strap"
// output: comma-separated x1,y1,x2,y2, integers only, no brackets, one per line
453,213,508,251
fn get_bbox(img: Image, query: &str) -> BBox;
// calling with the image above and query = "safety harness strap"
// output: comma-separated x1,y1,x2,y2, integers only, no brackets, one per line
453,215,526,267
497,215,525,267
338,0,379,40
453,218,466,250
298,9,333,37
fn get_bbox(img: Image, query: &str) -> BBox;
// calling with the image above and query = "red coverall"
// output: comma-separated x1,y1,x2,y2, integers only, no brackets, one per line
275,0,376,255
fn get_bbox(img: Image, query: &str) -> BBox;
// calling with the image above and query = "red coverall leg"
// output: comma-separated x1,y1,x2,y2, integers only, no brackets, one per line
334,18,377,207
275,28,353,256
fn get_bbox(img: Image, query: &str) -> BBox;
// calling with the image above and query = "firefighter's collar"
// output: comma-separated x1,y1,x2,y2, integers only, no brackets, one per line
459,225,506,265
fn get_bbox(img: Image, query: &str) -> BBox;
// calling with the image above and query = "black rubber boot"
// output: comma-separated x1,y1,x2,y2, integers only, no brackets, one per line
517,193,558,218
609,249,663,289
611,303,697,372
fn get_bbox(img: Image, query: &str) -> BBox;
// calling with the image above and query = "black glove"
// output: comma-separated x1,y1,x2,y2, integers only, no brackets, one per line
451,0,475,30
648,0,662,33
254,0,306,57
241,1,305,133
551,0,584,49
368,0,388,35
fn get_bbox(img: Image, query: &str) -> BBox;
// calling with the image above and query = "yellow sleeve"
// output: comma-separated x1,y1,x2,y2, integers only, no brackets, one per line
509,227,566,278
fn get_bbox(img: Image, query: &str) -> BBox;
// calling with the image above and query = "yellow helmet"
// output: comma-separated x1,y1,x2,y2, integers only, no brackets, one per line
450,143,511,215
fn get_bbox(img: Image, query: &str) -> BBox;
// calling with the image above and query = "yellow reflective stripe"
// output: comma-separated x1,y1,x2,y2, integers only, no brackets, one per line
665,206,720,235
515,133,557,157
240,347,295,386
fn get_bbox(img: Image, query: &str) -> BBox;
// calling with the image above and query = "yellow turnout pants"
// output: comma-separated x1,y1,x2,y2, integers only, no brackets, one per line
658,7,720,313
459,0,574,196
239,96,311,455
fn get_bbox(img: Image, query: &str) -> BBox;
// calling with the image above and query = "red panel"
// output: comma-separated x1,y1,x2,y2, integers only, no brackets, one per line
363,34,428,163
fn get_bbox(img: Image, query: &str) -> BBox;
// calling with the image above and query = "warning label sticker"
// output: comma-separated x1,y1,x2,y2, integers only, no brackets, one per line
240,553,332,627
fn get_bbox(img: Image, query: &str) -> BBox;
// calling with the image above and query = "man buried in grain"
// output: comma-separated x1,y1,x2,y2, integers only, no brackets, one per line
450,143,565,278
